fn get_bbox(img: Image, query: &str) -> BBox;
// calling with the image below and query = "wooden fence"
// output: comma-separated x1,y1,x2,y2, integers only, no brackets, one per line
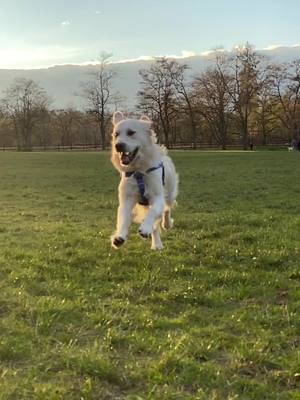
0,142,292,152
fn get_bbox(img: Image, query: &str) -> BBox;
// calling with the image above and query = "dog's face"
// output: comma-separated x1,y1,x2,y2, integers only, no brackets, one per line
111,111,154,171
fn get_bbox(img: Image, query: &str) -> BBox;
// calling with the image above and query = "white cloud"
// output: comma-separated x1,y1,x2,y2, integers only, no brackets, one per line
201,48,225,57
1,44,299,70
201,50,214,56
263,44,283,50
61,20,71,27
0,46,81,69
181,50,196,58
112,50,197,64
111,55,154,64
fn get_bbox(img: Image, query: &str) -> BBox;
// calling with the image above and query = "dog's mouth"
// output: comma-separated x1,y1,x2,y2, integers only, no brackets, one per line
119,147,139,165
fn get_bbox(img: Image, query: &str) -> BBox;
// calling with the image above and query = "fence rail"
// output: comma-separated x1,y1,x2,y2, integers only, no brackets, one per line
1,144,104,152
0,142,292,152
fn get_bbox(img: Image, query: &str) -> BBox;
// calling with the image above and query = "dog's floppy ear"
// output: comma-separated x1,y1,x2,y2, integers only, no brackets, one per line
112,111,124,125
140,115,151,123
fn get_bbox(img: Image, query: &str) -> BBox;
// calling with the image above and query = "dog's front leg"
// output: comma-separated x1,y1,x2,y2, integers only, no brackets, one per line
112,195,135,249
138,195,164,239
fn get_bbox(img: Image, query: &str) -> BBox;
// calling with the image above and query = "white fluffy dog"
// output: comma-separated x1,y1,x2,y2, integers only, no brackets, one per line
110,111,178,250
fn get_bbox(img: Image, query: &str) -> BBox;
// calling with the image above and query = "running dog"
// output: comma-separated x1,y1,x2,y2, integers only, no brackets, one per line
111,111,178,250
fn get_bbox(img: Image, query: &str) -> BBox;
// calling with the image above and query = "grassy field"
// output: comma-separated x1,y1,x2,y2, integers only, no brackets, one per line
0,150,299,400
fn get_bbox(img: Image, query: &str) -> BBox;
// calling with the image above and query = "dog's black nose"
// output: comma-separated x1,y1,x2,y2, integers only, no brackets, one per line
115,142,126,152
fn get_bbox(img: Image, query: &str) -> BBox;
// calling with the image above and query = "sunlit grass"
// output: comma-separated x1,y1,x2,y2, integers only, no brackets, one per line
0,151,299,399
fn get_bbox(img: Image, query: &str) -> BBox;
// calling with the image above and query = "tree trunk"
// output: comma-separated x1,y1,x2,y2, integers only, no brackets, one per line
242,127,248,150
100,120,106,150
190,117,197,149
160,116,170,148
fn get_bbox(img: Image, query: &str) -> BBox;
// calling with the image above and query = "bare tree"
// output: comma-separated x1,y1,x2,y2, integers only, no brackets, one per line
252,65,278,145
80,52,122,150
75,112,99,147
227,44,263,149
0,108,15,147
35,106,51,149
193,52,234,149
269,59,300,140
137,58,179,148
167,61,199,148
1,78,50,150
52,108,80,147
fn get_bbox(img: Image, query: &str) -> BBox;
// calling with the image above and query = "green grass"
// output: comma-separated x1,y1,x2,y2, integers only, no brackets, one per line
0,150,299,400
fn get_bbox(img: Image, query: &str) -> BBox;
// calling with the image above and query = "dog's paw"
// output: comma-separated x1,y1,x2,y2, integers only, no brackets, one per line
151,243,163,251
138,225,153,239
162,217,174,230
111,236,125,249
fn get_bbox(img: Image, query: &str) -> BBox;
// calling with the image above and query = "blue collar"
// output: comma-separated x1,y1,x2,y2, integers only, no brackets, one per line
124,162,165,206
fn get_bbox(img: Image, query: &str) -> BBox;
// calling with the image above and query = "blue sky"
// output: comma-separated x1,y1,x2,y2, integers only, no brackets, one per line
0,0,300,68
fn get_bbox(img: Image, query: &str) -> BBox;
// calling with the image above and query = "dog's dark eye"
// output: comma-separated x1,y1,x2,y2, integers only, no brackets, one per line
114,131,119,137
127,130,135,136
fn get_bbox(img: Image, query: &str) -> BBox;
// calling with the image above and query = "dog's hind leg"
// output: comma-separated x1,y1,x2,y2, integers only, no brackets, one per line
162,208,174,230
162,191,176,230
151,220,163,250
162,178,177,230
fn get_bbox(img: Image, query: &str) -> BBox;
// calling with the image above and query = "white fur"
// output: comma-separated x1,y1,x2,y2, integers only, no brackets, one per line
111,112,179,250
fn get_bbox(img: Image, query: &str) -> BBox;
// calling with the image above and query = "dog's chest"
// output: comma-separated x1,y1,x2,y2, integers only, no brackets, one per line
124,173,158,204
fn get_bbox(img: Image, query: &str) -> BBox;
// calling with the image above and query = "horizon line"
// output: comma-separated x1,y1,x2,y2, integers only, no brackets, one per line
1,43,300,71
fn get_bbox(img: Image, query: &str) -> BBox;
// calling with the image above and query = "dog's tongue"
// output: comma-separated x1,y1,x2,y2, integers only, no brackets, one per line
121,153,130,165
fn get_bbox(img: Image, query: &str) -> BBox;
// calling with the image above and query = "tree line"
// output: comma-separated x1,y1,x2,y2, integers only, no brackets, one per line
1,45,300,150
